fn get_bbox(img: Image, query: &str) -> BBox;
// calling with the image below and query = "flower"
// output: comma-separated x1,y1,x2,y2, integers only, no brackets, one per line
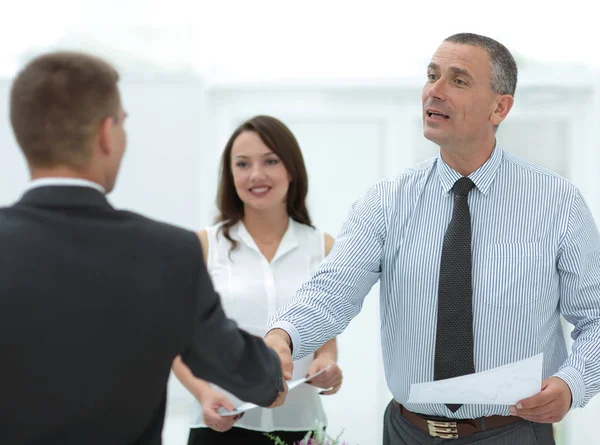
265,420,352,445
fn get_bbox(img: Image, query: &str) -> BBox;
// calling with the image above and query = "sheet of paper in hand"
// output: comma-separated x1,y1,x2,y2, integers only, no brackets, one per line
218,365,331,417
407,353,543,405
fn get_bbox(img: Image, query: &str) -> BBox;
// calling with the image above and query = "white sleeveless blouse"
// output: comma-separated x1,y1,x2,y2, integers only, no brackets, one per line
189,218,328,431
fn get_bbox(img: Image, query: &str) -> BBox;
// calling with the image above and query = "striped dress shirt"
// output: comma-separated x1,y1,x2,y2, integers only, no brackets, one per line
269,145,600,418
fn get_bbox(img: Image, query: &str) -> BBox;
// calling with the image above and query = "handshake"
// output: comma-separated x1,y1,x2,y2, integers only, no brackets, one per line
264,328,295,408
198,329,342,432
193,329,294,432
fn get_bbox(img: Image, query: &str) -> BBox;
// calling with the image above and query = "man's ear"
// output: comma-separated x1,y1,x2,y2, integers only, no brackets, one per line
97,116,114,155
490,94,514,127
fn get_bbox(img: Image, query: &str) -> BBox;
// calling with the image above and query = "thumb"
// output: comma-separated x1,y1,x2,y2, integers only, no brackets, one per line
515,377,549,409
517,387,549,410
307,358,328,379
541,377,553,391
307,360,321,378
282,358,294,381
284,366,293,381
216,395,236,413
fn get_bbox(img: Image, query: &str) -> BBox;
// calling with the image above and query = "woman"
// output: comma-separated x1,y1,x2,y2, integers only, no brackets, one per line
173,115,343,445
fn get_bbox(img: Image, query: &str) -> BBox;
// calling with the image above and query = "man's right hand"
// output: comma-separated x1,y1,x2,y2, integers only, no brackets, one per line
265,329,294,408
267,378,289,408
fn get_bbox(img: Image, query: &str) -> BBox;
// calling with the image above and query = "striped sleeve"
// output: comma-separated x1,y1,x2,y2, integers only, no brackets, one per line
269,183,387,360
555,190,600,408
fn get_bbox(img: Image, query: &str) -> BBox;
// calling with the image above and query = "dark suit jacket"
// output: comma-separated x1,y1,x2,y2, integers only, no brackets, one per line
0,185,283,445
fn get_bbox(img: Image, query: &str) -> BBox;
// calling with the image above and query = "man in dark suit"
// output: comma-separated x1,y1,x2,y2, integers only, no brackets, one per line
0,51,293,445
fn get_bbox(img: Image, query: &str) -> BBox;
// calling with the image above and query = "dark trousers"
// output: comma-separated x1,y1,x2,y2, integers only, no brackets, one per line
187,427,310,445
383,401,555,444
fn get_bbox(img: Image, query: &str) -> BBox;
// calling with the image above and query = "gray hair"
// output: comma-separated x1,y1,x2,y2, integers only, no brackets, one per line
445,33,518,97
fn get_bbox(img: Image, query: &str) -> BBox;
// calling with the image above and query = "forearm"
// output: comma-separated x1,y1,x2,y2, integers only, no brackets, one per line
556,190,600,408
182,321,283,407
555,320,600,408
183,255,283,407
315,338,337,362
270,184,385,360
172,356,213,401
269,266,372,360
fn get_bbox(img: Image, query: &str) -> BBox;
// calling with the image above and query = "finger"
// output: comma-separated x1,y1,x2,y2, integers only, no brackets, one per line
269,388,287,408
273,393,285,407
516,408,556,420
511,399,560,422
203,409,222,424
310,367,337,382
323,373,343,388
516,389,553,410
308,363,335,377
516,411,559,424
214,423,234,432
306,363,322,378
516,394,550,410
309,377,336,389
207,423,226,432
309,361,333,375
333,372,343,386
320,384,341,395
217,397,236,413
311,371,342,389
306,374,326,385
307,377,331,389
219,417,237,427
513,401,556,418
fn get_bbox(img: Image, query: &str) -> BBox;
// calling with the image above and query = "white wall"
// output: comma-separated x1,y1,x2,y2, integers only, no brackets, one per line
0,78,208,228
0,83,29,205
1,75,599,444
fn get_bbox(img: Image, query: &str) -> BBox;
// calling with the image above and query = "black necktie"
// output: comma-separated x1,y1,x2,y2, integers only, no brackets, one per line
434,177,476,413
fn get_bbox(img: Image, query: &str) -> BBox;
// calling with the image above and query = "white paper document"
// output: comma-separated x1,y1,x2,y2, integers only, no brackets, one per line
219,366,331,417
407,353,543,405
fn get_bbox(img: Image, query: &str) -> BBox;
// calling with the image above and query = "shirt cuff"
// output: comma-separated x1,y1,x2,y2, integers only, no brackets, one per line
554,366,585,409
268,320,302,361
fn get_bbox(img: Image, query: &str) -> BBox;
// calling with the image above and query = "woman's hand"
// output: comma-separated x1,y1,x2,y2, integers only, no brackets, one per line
198,388,243,432
306,355,343,395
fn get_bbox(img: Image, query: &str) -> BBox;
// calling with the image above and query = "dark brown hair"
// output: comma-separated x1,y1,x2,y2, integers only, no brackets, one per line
10,51,121,168
216,115,312,251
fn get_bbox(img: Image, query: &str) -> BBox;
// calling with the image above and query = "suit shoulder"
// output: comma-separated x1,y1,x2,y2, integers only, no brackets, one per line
117,210,202,254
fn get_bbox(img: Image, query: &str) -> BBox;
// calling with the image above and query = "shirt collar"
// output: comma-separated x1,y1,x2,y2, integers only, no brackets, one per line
436,143,503,196
235,217,299,262
25,177,106,194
